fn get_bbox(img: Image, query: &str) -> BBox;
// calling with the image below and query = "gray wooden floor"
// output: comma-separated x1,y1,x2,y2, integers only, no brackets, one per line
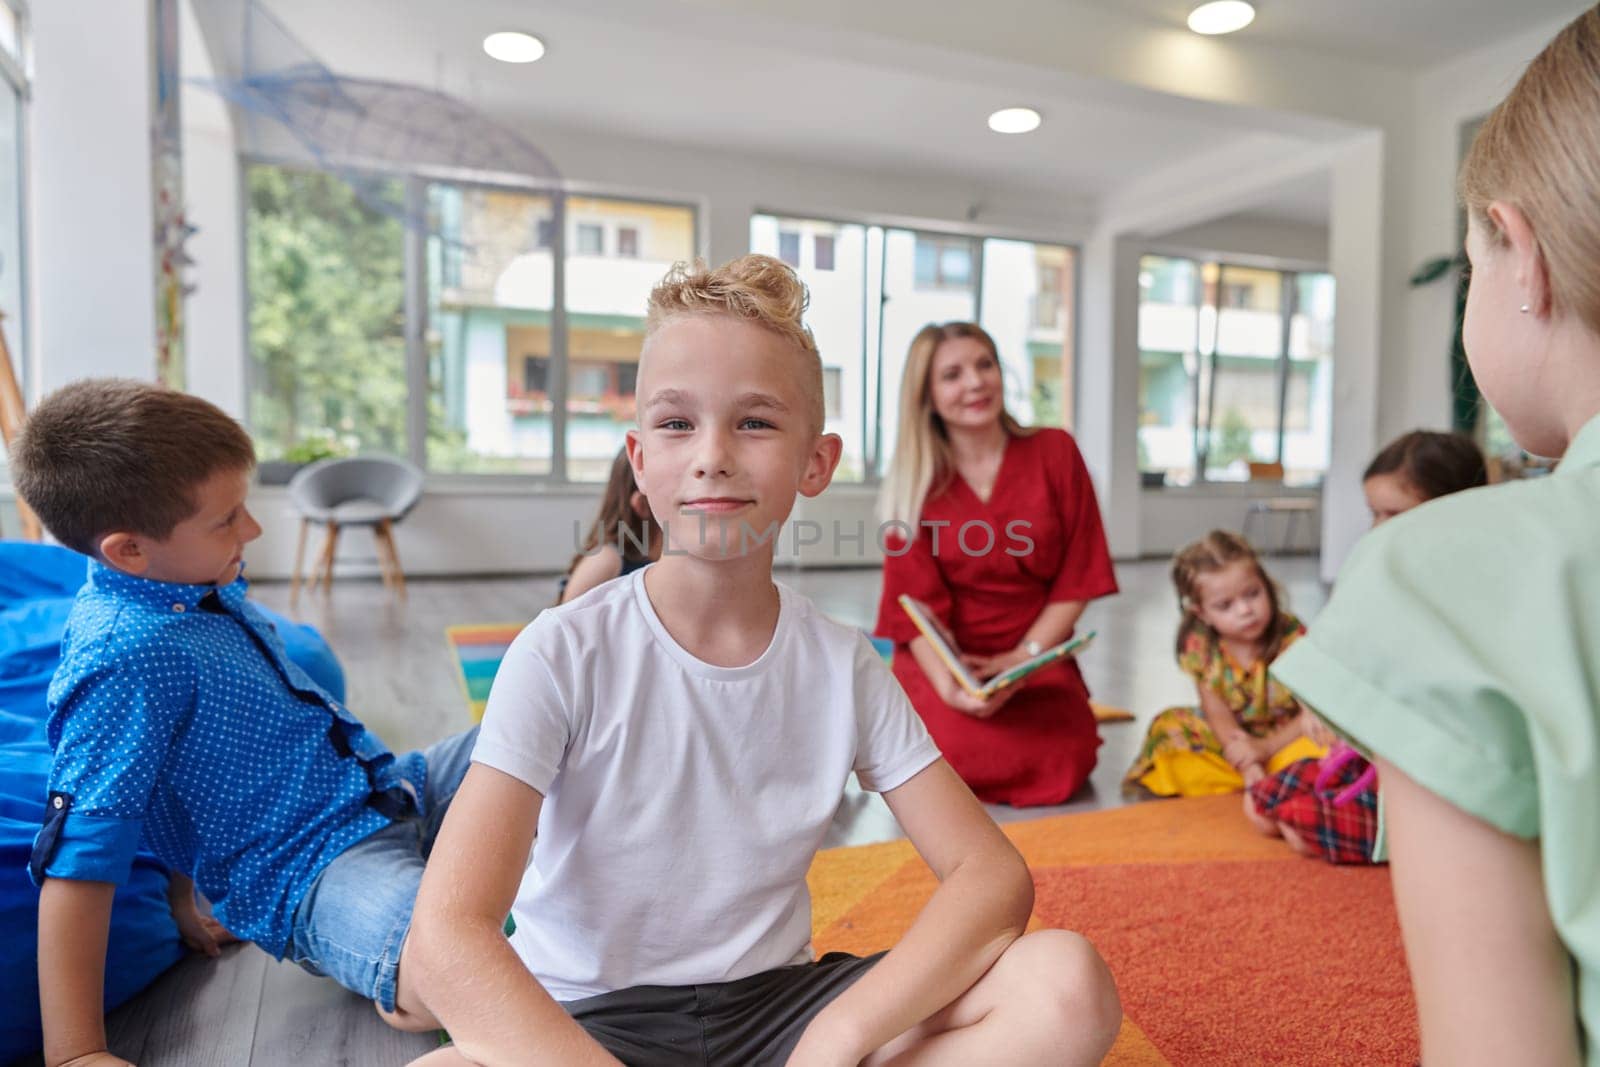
68,556,1323,1066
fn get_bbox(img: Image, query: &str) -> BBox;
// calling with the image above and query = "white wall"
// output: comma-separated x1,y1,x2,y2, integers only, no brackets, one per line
1152,215,1329,267
1396,8,1588,436
245,483,889,579
1140,484,1320,558
180,0,245,418
1320,132,1386,581
30,0,158,394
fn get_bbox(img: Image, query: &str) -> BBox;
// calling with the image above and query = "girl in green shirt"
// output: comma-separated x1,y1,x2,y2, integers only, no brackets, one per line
1272,8,1600,1064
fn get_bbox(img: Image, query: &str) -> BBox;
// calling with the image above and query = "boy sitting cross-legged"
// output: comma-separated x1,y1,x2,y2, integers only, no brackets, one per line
18,380,476,1067
405,255,1122,1066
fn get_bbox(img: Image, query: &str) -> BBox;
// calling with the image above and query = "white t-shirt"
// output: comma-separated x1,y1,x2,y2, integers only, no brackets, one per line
471,568,941,1002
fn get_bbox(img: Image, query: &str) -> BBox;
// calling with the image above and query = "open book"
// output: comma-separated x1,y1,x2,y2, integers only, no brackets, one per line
898,595,1095,700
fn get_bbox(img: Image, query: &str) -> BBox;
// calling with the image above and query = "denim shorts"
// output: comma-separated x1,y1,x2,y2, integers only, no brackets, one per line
286,726,478,1011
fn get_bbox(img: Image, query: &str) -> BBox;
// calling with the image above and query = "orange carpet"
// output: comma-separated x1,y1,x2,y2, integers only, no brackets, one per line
806,794,1418,1066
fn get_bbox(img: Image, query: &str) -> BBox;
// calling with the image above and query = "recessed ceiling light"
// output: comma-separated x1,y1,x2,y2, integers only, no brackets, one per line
988,107,1042,134
1187,1,1255,35
483,31,546,64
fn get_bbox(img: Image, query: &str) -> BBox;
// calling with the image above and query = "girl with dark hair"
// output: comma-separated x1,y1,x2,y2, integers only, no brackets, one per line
559,448,660,604
1361,430,1487,525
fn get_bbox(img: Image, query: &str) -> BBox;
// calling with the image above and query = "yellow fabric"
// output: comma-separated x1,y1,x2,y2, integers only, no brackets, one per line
1137,734,1327,797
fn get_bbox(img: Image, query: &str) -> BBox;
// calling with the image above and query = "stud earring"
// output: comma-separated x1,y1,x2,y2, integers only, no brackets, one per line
1520,304,1530,313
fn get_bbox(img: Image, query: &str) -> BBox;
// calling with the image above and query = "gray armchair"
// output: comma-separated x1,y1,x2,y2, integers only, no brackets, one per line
286,455,424,600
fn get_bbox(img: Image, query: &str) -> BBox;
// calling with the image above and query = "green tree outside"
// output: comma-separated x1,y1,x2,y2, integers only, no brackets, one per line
1209,407,1256,471
246,165,408,460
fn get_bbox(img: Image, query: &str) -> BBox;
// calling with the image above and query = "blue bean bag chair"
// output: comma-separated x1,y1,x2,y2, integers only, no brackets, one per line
0,542,345,1064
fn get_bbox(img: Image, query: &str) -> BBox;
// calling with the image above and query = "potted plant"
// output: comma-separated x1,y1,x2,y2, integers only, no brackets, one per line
1137,436,1165,488
257,432,351,486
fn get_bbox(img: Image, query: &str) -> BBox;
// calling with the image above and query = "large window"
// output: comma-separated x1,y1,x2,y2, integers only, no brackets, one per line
0,1,25,417
1137,254,1333,487
247,166,408,461
246,161,699,481
752,213,1075,482
426,185,553,475
562,197,697,481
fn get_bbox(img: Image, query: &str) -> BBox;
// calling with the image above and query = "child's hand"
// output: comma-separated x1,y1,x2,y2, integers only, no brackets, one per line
171,899,239,958
1222,734,1267,775
55,1054,136,1067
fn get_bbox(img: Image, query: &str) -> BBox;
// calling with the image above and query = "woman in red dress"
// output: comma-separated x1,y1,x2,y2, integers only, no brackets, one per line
874,322,1118,806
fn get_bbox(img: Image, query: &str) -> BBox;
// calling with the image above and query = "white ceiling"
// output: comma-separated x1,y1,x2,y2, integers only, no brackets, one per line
259,0,1299,206
1097,0,1587,66
1226,169,1330,227
228,0,1583,230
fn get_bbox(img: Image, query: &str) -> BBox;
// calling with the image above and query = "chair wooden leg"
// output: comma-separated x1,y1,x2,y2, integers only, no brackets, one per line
314,523,340,595
290,519,310,604
377,522,407,600
306,524,324,594
373,521,396,592
306,526,324,594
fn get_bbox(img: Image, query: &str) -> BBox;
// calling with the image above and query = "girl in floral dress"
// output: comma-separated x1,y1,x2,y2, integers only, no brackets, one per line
1125,531,1324,797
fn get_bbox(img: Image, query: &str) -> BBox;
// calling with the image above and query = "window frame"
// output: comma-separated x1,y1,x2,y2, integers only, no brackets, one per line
1136,246,1332,488
812,232,836,272
0,0,27,99
240,153,705,487
0,0,27,412
615,225,640,259
753,206,1081,485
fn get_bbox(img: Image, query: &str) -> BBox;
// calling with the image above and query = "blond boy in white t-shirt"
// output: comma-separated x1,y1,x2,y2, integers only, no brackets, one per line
404,254,1121,1067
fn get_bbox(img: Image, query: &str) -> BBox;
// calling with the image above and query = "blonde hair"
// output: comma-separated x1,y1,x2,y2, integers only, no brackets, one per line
1171,530,1288,662
1459,6,1600,335
877,322,1033,530
645,254,825,433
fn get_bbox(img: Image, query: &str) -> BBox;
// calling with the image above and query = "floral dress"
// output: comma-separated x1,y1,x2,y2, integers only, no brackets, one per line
1124,613,1321,796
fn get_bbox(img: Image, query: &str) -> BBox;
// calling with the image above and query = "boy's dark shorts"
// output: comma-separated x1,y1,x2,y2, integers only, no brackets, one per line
561,951,886,1067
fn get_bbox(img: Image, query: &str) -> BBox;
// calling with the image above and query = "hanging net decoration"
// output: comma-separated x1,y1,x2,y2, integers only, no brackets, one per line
191,0,561,231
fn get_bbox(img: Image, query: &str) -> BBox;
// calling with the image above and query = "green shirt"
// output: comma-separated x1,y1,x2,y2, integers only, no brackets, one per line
1274,413,1600,1060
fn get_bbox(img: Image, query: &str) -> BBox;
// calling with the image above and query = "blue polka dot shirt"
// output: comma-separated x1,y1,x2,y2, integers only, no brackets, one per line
29,562,426,957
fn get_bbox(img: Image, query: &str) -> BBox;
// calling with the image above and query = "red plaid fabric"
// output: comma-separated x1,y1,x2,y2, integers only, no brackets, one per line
1249,755,1379,865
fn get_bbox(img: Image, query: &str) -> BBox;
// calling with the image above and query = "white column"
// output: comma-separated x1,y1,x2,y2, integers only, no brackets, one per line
30,0,158,394
180,0,245,417
1320,130,1386,582
1075,229,1142,559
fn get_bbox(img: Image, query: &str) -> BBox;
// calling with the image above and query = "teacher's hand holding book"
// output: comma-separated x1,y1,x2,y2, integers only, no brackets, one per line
898,595,1096,703
935,664,1019,719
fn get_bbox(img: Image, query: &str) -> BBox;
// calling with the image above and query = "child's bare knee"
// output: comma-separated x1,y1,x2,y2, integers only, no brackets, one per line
1014,930,1122,1044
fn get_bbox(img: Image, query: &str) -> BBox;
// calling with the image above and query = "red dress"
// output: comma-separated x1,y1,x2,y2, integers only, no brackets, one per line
874,429,1118,806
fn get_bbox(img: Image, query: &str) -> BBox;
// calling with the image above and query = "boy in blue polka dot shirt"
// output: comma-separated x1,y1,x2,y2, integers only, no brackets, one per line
16,380,473,1067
